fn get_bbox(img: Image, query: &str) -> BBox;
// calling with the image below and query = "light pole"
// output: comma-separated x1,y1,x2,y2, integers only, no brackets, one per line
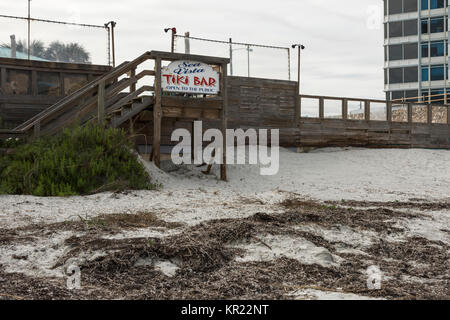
229,38,233,75
164,27,177,53
292,44,305,95
231,46,253,77
246,45,252,77
106,21,117,67
28,0,31,60
292,44,305,121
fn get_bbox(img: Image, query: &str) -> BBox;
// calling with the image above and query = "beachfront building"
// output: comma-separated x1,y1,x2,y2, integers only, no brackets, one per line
384,0,449,103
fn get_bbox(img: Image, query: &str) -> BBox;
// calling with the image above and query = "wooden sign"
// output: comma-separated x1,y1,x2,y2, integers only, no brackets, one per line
161,60,220,94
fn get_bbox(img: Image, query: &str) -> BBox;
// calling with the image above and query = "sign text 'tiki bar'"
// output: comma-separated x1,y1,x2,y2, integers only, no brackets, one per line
161,61,220,94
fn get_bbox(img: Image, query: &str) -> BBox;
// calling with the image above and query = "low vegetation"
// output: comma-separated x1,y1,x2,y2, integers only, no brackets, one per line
0,124,155,196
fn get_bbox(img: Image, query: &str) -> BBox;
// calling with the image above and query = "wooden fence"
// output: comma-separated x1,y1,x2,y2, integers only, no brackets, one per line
137,77,449,149
1,65,449,149
0,57,111,129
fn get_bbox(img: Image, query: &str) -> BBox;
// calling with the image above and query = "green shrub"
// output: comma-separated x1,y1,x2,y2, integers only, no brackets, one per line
0,137,25,148
0,124,156,196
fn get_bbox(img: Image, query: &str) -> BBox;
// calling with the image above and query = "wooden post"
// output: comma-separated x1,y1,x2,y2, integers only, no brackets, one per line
296,95,301,126
130,68,136,93
447,105,450,125
318,97,324,119
59,72,64,96
97,81,105,123
0,68,6,91
427,104,433,124
342,98,348,120
365,100,370,121
387,101,392,123
33,121,40,138
31,70,37,96
407,103,413,124
191,121,195,162
153,57,162,168
220,63,228,181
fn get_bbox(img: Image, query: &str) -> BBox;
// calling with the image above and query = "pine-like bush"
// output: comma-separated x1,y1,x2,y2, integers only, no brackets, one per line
0,124,156,196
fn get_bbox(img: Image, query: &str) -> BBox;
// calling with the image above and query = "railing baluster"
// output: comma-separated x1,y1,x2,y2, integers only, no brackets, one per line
407,103,413,124
447,105,450,125
97,80,106,123
342,98,348,120
427,104,432,125
365,100,370,121
319,97,324,119
386,101,392,123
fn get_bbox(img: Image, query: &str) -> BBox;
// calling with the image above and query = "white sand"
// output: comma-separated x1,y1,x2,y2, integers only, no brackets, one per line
230,234,339,267
1,147,448,229
0,147,448,299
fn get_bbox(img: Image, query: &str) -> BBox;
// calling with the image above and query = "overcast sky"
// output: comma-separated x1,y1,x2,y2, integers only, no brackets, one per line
1,0,385,99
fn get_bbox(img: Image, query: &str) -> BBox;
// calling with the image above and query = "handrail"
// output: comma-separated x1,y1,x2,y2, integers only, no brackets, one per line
16,51,153,133
14,61,129,131
299,94,450,108
299,94,450,125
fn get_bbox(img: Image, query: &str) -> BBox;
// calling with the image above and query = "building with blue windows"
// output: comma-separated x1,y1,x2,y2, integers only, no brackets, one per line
384,0,449,103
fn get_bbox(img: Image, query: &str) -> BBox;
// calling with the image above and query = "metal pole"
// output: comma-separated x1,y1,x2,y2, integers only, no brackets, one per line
297,46,301,94
247,45,250,77
27,0,31,60
10,35,16,58
184,32,190,54
110,21,116,67
171,29,176,53
287,48,291,81
106,25,111,66
229,38,233,76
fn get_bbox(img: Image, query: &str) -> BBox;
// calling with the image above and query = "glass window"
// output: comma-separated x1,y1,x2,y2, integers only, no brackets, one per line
403,20,418,36
430,17,444,33
389,68,403,84
4,69,31,95
430,0,445,9
421,0,429,10
404,43,418,59
421,43,429,57
390,21,403,37
389,0,403,14
430,41,445,57
389,45,403,60
404,0,418,12
392,91,405,100
421,19,429,33
430,64,445,80
405,90,419,102
430,89,445,104
404,66,418,82
422,66,429,81
37,72,61,96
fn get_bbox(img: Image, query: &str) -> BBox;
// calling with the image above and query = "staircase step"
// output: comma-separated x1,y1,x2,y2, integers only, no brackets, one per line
132,97,144,103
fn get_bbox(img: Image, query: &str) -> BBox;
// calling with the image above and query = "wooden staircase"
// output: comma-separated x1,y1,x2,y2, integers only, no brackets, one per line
108,95,154,128
13,52,157,137
9,50,230,180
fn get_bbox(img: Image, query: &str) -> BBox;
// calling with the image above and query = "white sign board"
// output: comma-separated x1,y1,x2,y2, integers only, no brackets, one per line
161,60,220,94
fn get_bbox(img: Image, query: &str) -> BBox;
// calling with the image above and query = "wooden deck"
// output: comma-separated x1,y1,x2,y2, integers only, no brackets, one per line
1,52,449,162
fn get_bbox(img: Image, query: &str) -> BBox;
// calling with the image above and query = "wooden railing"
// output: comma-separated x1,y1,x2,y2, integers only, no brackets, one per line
299,94,450,125
12,50,230,139
14,52,156,136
